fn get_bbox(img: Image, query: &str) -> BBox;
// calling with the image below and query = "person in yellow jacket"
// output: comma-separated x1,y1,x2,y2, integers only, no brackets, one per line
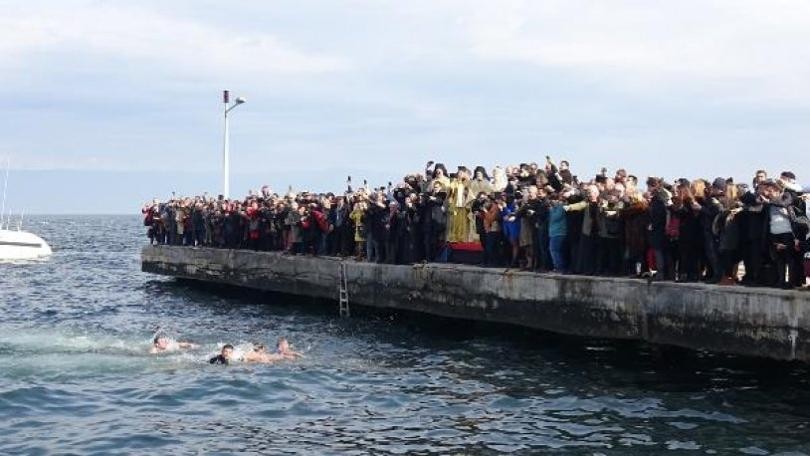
349,201,367,260
426,162,450,193
446,167,474,243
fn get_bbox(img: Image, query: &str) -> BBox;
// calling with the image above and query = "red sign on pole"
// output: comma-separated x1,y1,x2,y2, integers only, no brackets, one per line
223,90,230,104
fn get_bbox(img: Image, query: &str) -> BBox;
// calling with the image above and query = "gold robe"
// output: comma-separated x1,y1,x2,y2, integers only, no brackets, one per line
427,175,450,192
466,179,493,242
446,179,473,243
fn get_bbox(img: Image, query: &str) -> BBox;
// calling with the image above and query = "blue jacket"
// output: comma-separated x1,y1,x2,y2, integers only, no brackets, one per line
549,205,567,237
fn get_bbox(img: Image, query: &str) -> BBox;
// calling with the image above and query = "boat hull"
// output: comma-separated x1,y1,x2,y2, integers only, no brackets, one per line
0,229,52,260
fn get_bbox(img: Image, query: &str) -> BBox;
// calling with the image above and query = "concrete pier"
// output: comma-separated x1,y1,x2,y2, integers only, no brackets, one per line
142,245,810,362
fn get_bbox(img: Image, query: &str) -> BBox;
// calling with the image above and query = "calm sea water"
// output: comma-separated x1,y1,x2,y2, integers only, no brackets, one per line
2,215,810,455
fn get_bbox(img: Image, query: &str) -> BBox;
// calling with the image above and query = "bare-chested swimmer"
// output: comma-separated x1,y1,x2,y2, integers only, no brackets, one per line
276,337,304,360
242,343,283,364
149,334,198,354
240,338,303,363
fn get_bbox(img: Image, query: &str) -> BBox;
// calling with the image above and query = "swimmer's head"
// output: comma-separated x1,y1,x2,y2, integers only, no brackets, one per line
253,343,266,353
153,334,170,350
222,344,234,360
277,337,289,353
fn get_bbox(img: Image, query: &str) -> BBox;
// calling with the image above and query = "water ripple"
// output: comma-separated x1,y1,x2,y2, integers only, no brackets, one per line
2,216,810,454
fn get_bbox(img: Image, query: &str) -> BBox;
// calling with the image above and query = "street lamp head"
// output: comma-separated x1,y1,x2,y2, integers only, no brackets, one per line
235,97,246,105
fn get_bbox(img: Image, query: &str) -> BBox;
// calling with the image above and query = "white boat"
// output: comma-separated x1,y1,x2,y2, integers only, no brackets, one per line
0,158,52,260
0,228,52,260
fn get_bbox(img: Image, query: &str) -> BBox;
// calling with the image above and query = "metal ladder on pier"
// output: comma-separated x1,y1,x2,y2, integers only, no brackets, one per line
338,261,350,318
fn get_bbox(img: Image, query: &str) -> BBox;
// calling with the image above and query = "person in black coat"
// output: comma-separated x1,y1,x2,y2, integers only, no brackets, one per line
673,185,702,282
761,180,802,288
472,192,489,253
383,201,406,264
224,208,242,249
740,184,767,285
648,188,669,278
420,185,447,262
402,195,421,264
366,197,388,263
699,178,726,283
565,193,585,273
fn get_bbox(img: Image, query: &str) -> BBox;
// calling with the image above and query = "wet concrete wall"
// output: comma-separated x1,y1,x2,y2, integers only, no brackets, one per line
142,245,810,362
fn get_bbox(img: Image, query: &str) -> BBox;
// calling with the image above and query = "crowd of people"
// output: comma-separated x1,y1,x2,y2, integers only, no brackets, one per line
142,159,810,289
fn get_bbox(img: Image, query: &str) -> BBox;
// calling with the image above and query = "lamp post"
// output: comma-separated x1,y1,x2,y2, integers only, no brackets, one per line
222,90,246,199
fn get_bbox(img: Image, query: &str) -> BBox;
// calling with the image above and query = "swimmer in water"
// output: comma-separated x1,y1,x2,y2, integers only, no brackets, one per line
276,337,304,360
149,334,198,354
209,344,234,365
242,343,283,364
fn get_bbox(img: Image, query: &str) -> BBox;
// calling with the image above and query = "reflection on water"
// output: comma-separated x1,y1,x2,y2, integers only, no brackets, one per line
2,216,810,455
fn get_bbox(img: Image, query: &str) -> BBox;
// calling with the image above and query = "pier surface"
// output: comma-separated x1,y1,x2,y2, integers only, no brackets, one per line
142,245,810,362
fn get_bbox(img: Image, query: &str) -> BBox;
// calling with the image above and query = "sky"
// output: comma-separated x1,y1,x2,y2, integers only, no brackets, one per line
0,0,809,213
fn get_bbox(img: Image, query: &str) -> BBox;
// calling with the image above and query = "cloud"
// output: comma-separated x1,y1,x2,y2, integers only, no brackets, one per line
459,0,810,102
0,0,808,191
0,3,349,79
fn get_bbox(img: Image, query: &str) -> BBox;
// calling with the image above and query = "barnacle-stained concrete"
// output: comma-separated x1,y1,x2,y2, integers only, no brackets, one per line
142,245,810,362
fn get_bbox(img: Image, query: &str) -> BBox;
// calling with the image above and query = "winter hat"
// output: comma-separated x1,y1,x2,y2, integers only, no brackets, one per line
473,166,489,180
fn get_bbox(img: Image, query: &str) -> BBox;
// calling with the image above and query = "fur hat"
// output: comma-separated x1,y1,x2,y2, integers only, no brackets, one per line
432,163,448,179
473,166,489,180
